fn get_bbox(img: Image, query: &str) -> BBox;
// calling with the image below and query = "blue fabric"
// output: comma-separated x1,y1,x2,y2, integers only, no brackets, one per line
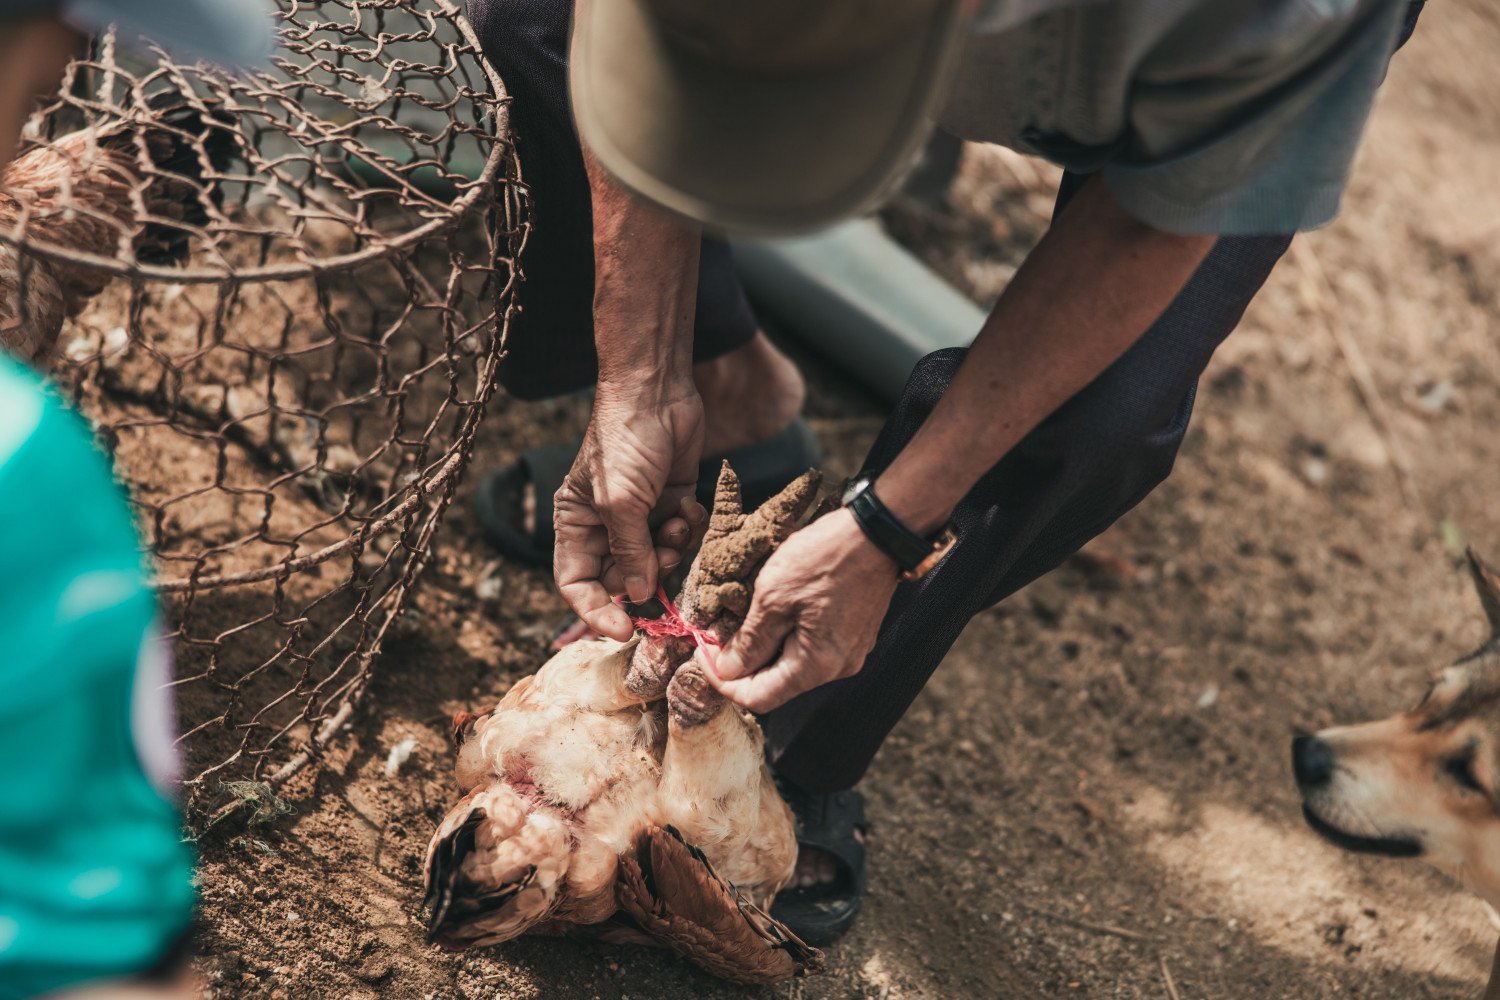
61,0,276,69
1098,0,1407,234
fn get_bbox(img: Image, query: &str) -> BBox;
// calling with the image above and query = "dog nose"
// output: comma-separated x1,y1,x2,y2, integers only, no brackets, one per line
1292,735,1336,787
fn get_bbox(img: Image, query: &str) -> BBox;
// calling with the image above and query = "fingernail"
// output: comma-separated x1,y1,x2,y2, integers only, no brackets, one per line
714,651,740,680
626,574,650,604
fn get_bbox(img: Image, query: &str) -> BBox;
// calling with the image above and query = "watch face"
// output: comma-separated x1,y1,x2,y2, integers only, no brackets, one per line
841,476,870,506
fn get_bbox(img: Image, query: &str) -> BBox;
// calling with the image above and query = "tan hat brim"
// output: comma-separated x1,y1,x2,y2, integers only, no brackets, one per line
570,0,964,235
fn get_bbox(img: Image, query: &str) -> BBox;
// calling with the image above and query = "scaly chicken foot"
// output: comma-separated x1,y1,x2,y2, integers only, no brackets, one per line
624,633,694,701
666,661,722,728
628,464,821,716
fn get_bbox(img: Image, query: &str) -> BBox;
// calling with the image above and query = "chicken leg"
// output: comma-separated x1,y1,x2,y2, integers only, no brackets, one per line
425,464,823,983
655,466,818,903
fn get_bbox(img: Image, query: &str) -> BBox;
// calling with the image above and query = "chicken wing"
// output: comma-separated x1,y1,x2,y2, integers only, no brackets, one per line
423,465,823,983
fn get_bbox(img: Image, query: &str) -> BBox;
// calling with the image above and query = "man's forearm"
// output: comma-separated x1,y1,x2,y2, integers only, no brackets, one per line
876,175,1217,535
586,148,701,402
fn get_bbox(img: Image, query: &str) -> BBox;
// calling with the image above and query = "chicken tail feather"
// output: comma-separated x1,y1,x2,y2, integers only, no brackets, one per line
423,806,541,946
424,807,488,941
615,825,822,984
421,787,569,949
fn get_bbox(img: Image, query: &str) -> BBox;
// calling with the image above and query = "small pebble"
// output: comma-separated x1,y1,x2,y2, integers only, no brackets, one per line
1415,378,1455,413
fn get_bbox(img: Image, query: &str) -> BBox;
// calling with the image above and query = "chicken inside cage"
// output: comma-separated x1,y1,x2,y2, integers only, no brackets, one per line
0,4,516,819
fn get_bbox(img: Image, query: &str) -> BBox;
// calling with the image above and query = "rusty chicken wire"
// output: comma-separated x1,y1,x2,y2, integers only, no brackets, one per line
0,0,525,823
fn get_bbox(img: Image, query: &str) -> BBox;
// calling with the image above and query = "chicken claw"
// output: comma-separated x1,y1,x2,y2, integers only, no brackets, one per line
625,633,694,700
688,465,821,620
667,661,721,728
627,465,821,695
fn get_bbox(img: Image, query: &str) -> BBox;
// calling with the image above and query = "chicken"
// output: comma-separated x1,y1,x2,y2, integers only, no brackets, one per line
423,465,824,983
0,91,234,363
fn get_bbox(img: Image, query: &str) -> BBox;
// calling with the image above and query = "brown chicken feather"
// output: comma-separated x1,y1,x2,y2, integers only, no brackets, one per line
0,91,234,363
615,825,822,985
423,465,824,982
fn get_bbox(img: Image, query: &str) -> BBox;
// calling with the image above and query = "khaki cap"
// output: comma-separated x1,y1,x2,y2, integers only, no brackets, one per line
570,0,966,235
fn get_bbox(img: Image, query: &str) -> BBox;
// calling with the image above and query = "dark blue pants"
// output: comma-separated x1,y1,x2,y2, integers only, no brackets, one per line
467,0,1419,792
467,0,759,401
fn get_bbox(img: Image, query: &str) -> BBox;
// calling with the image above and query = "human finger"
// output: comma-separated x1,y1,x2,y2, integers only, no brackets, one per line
710,634,819,713
713,595,793,681
554,514,634,640
594,489,661,605
600,545,684,599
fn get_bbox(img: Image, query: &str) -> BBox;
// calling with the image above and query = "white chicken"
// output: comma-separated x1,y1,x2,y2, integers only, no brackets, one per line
423,465,823,983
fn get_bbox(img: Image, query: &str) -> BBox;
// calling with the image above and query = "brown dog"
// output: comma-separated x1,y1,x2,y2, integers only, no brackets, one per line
1295,549,1500,999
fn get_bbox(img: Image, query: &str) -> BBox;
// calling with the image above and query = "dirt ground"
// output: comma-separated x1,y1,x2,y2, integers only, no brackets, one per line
188,4,1500,997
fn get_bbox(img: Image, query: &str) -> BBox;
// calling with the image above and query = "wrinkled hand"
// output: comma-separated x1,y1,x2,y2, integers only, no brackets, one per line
708,508,898,713
554,390,709,640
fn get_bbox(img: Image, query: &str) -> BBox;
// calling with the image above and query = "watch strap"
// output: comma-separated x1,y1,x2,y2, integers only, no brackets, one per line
846,482,933,573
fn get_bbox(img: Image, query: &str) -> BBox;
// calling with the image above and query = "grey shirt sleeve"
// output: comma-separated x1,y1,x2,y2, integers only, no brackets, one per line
1102,0,1408,235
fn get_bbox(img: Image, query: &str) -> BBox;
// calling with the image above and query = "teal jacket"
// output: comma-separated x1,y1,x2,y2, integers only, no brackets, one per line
0,357,194,999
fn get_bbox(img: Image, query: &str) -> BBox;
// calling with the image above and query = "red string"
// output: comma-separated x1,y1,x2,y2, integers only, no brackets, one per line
632,583,721,674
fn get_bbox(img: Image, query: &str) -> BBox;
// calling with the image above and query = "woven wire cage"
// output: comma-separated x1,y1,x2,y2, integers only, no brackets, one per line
1,0,524,823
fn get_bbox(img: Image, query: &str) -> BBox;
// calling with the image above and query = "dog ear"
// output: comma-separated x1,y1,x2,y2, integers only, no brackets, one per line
1466,547,1500,637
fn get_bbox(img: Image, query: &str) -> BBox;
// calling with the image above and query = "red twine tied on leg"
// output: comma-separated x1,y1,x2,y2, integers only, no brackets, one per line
632,584,721,676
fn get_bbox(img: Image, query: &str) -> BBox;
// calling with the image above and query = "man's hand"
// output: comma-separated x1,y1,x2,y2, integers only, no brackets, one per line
703,176,1215,713
554,389,709,641
555,144,706,639
708,509,899,713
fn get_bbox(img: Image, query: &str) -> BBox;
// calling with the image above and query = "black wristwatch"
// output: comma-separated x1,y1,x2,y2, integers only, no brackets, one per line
841,475,956,581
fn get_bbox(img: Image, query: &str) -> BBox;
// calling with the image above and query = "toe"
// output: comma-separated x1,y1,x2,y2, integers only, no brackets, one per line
625,635,692,699
667,663,725,727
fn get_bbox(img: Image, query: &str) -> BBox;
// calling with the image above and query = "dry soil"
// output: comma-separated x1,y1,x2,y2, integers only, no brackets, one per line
189,4,1500,997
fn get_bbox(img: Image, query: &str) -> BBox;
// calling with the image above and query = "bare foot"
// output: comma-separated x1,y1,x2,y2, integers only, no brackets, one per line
500,331,801,542
694,331,806,456
792,828,865,889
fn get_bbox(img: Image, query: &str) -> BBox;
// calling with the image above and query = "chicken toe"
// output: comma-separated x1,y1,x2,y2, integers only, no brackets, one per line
625,633,695,700
666,660,724,728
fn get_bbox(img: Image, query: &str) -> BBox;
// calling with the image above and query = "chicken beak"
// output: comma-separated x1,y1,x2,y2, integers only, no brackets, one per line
451,709,489,752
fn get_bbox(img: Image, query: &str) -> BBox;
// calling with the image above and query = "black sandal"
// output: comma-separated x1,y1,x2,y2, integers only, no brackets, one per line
771,777,868,946
473,419,822,568
473,441,574,566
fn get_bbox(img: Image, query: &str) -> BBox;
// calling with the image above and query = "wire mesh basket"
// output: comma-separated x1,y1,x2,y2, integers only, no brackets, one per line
0,0,523,823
